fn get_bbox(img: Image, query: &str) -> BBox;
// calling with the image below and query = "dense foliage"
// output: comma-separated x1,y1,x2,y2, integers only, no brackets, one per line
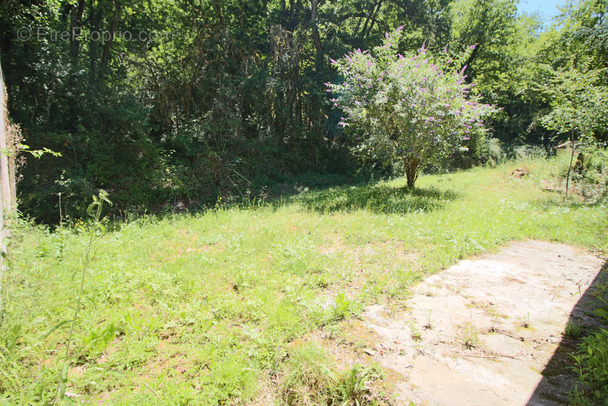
0,0,606,221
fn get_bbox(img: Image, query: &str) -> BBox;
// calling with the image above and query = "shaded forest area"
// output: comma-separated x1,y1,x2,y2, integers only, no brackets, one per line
1,0,606,223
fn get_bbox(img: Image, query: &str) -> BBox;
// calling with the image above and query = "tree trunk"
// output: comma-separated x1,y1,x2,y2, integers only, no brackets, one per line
69,0,86,66
310,0,323,53
564,132,576,200
280,0,287,25
0,61,8,314
361,0,382,39
365,0,383,38
404,156,419,188
99,1,122,79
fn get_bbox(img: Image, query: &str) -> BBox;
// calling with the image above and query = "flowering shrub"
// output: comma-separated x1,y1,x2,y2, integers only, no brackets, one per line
327,28,497,187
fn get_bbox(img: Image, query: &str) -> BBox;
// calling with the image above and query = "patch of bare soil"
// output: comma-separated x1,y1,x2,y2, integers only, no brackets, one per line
362,240,606,406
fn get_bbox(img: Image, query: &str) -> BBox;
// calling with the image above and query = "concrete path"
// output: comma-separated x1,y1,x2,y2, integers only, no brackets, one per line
363,241,606,405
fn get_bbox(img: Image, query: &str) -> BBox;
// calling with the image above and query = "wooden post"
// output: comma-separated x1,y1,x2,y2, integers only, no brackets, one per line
0,65,12,215
0,60,7,314
0,58,18,314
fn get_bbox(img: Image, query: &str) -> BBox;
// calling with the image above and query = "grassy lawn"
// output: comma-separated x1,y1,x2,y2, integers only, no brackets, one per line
1,154,607,405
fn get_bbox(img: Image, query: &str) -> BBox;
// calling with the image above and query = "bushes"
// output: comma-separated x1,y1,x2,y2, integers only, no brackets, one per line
512,144,548,161
279,342,382,406
571,329,608,405
577,143,608,202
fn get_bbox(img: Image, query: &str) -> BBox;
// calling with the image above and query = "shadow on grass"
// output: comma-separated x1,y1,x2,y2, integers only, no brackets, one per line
532,195,608,213
265,172,370,201
527,260,608,405
287,182,459,214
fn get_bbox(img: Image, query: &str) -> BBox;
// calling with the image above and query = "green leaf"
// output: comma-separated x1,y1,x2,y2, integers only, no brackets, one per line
42,320,71,341
58,363,69,400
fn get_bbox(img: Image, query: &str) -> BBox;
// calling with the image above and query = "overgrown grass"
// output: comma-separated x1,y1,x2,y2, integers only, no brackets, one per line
1,154,607,404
